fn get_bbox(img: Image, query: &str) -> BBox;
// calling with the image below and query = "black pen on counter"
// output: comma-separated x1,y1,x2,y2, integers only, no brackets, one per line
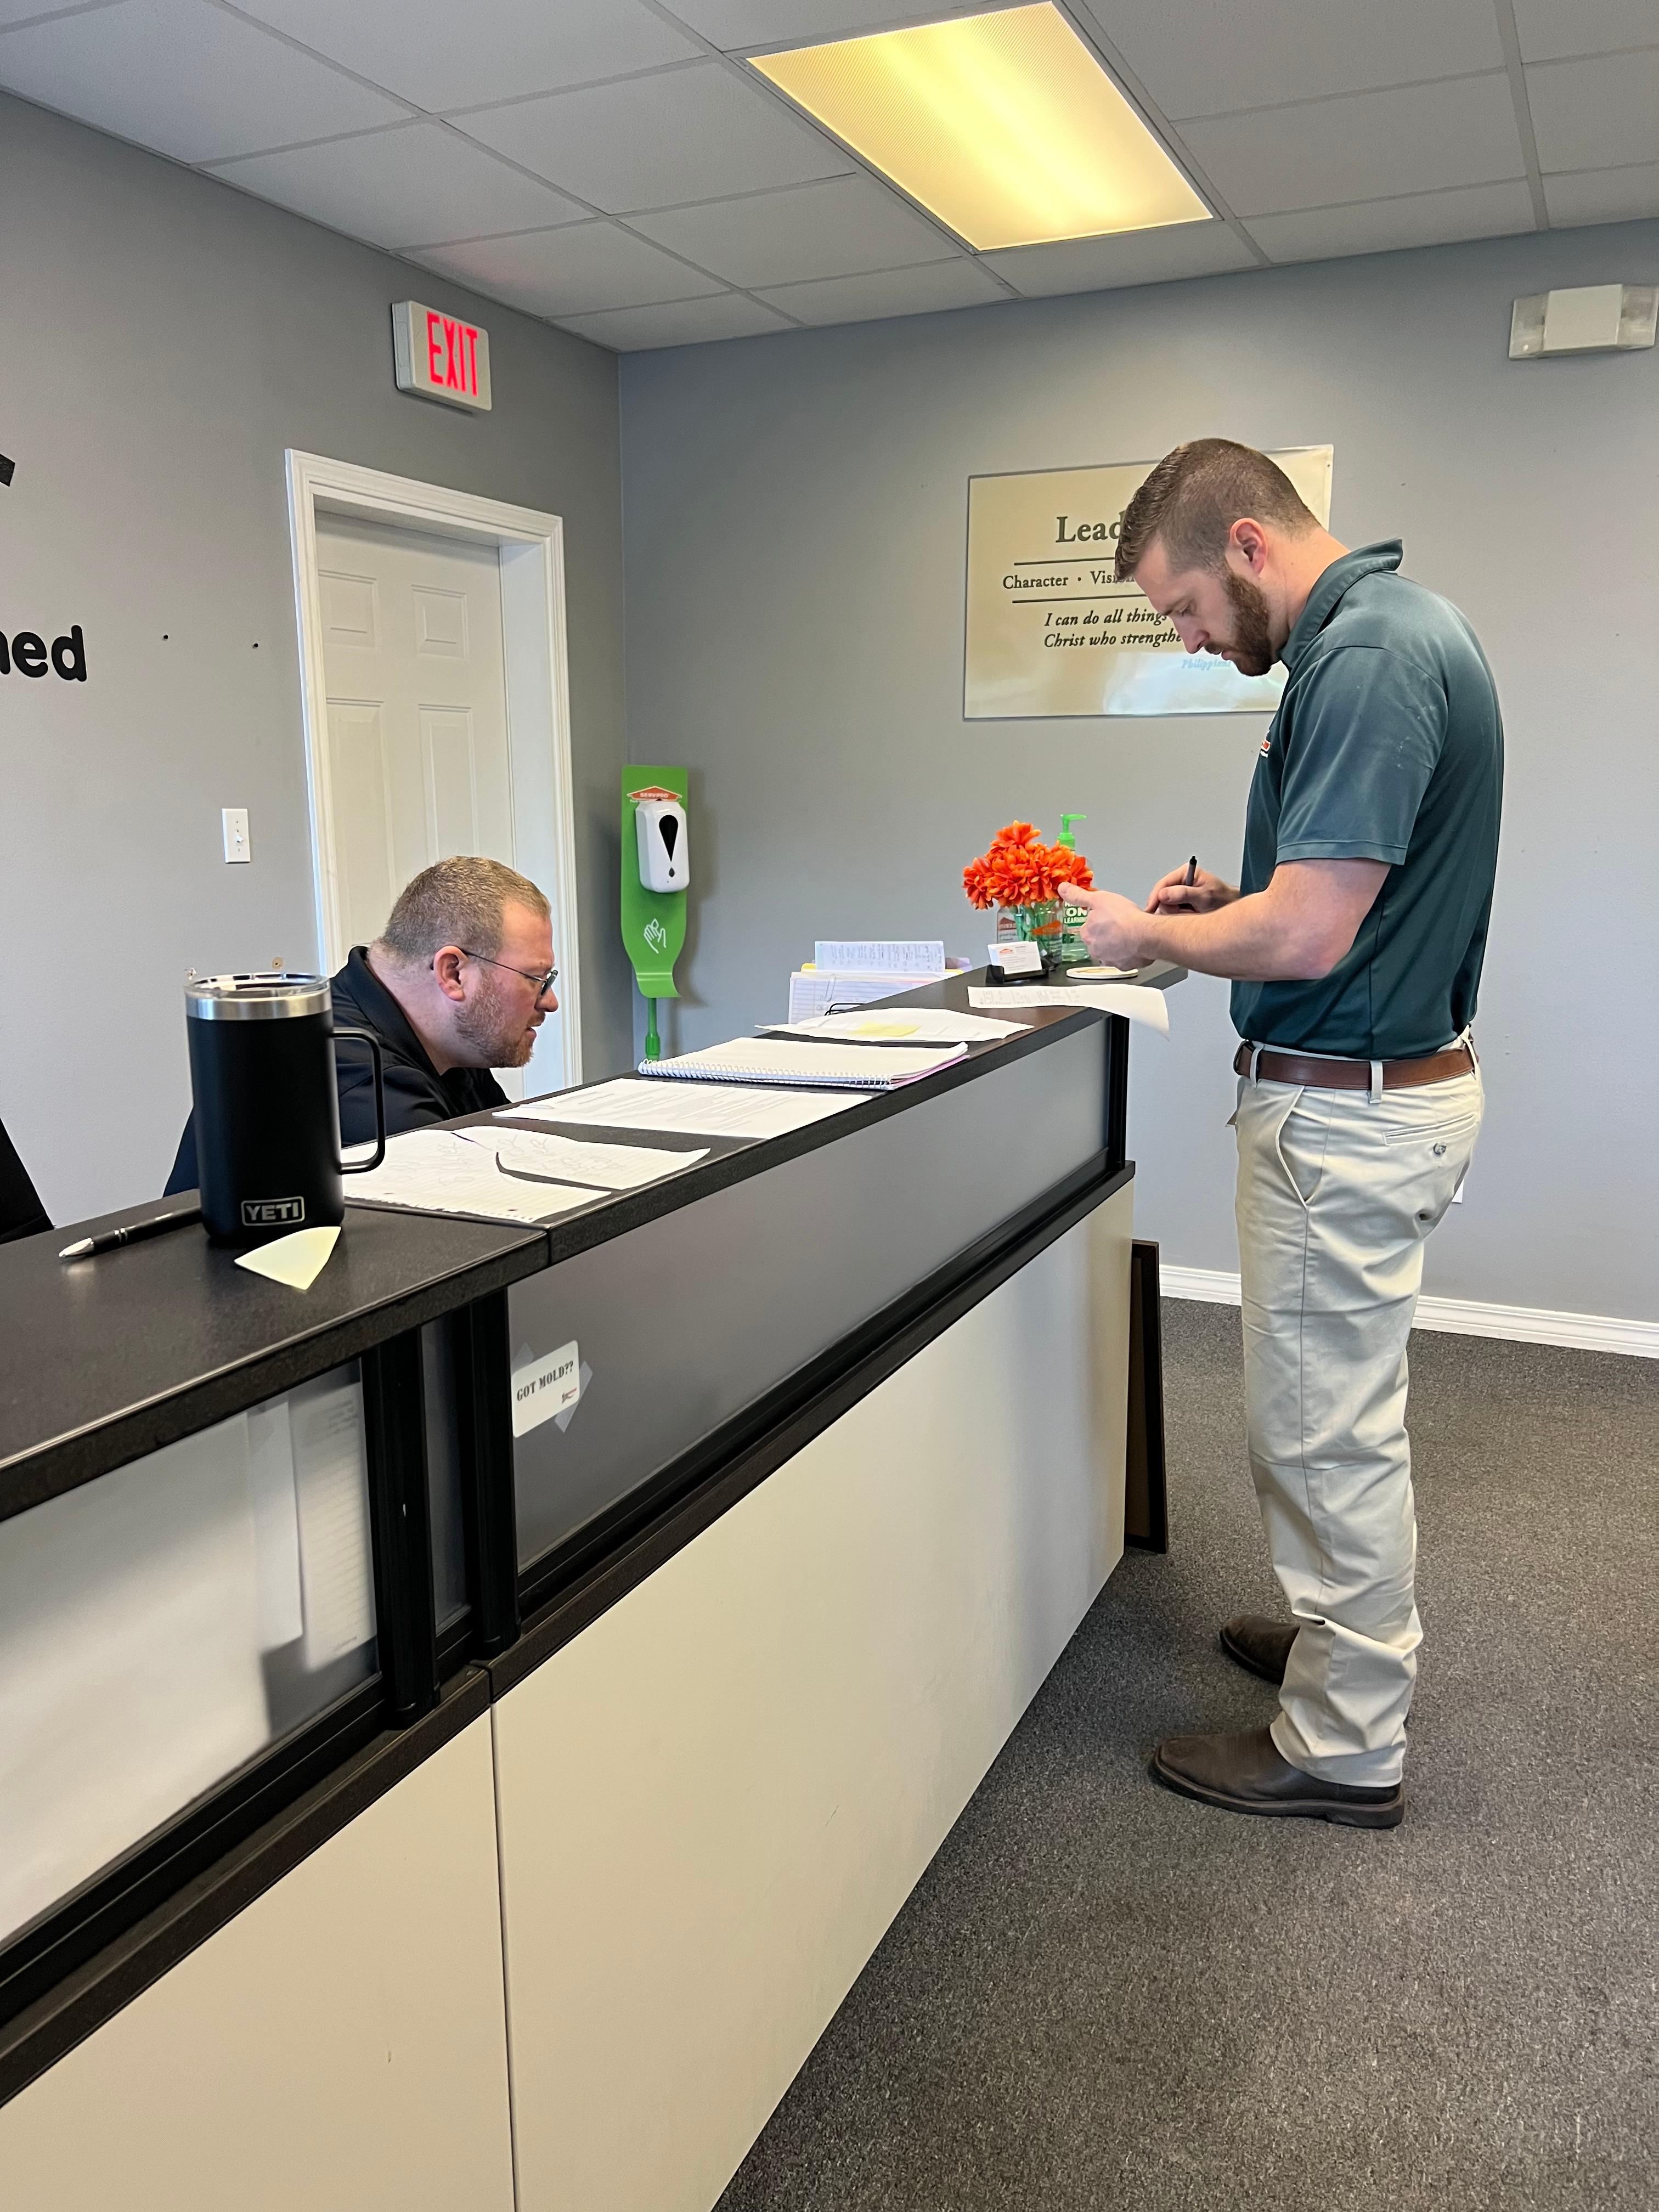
60,1205,201,1261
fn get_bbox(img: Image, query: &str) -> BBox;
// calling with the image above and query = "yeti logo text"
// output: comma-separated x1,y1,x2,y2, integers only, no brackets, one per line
241,1197,304,1227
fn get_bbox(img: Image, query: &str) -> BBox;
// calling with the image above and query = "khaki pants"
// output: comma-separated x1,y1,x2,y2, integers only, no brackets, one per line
1232,1056,1484,1786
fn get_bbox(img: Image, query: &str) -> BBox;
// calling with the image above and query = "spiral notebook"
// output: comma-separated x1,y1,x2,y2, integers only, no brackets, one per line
637,1036,968,1090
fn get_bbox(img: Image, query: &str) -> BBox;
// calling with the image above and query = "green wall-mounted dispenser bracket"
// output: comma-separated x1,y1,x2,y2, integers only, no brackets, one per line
621,764,688,1061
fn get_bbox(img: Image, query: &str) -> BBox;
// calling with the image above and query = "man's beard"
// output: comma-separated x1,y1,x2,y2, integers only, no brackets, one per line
1220,570,1276,678
455,974,538,1068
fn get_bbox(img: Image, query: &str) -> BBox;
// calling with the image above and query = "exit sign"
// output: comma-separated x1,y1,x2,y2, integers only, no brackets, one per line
392,301,492,412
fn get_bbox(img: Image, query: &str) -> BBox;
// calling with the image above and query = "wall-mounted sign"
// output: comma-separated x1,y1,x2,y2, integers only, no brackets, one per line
964,445,1333,719
392,300,492,413
0,624,86,680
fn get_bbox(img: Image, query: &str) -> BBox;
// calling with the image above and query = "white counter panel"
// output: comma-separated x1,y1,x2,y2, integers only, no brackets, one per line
494,1186,1133,2212
0,1715,515,2212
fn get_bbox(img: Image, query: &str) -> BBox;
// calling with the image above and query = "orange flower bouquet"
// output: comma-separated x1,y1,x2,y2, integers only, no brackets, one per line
964,821,1094,974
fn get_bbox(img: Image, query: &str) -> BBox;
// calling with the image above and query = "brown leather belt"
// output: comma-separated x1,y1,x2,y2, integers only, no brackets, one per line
1233,1040,1475,1090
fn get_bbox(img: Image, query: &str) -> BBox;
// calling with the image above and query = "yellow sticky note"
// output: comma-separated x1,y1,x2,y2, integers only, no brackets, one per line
234,1225,341,1292
847,1016,921,1039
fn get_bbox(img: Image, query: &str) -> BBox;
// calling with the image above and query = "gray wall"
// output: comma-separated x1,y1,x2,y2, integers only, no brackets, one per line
0,92,632,1224
621,221,1659,1325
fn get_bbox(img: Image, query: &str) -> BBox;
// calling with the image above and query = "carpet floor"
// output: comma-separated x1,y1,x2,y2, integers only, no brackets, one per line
718,1300,1657,2212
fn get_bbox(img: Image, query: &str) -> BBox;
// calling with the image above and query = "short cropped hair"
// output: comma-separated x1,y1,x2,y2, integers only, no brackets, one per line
375,856,549,965
1115,438,1317,581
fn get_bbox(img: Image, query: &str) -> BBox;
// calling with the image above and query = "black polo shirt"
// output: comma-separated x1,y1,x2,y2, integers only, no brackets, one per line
1231,542,1504,1059
163,947,507,1195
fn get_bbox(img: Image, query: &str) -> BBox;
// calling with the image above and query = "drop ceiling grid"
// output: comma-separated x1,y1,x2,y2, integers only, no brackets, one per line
0,0,1651,349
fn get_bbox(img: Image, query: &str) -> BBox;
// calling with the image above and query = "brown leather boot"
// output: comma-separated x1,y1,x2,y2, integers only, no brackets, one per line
1152,1725,1403,1827
1220,1614,1299,1685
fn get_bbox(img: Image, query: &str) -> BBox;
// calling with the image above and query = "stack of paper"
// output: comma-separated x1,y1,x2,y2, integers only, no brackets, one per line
788,939,967,1025
505,1080,862,1141
346,1128,601,1224
458,1126,706,1189
760,1007,1023,1046
640,1037,968,1090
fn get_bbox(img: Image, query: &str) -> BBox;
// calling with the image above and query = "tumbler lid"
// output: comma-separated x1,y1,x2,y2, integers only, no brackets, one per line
184,972,331,1021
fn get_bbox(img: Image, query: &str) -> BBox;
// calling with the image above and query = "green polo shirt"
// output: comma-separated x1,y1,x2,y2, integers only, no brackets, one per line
1231,541,1503,1060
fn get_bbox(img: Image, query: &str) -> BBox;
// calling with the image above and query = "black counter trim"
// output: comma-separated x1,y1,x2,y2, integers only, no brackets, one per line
0,1237,548,1526
495,1158,1136,1698
0,1669,490,2111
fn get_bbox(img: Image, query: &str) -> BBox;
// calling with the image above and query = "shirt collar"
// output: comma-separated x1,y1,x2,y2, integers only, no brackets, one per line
1281,540,1403,672
336,945,441,1080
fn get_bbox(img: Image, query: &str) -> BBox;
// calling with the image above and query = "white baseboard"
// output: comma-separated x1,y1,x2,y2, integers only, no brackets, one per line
1157,1264,1659,1360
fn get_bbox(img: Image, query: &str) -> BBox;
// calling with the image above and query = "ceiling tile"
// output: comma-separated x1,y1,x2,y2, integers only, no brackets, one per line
1246,179,1536,264
1512,0,1659,65
0,0,405,162
411,221,725,317
1179,75,1524,217
981,219,1255,297
456,60,850,211
754,257,1008,323
630,174,951,287
233,0,701,115
660,4,984,49
557,292,796,351
0,0,116,21
1083,0,1504,122
209,123,585,250
1543,161,1659,226
1526,51,1659,174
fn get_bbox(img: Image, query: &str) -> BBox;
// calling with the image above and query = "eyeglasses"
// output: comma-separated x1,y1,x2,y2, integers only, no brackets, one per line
456,948,558,999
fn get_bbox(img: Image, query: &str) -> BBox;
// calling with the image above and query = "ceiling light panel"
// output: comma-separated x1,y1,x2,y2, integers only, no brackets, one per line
749,3,1209,252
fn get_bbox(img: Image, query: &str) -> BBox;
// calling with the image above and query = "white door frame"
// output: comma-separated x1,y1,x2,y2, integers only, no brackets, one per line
285,448,583,1088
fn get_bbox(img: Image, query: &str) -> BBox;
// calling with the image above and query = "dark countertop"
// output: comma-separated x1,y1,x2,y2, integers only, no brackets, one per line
0,964,1182,1524
0,1201,545,1521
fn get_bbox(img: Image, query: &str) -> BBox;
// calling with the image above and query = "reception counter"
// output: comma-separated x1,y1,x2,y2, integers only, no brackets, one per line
0,969,1176,2211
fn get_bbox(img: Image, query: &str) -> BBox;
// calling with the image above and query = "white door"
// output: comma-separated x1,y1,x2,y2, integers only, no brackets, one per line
315,513,545,1095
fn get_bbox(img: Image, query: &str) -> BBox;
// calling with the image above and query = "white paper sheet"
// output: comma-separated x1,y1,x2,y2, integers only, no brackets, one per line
813,939,944,974
967,984,1171,1034
459,1126,708,1190
346,1127,601,1223
245,1400,304,1650
505,1078,865,1142
0,1418,269,1945
787,970,945,1023
288,1374,376,1670
640,1037,967,1087
760,1007,1023,1045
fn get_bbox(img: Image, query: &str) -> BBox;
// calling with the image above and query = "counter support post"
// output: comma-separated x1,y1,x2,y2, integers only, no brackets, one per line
1104,1013,1130,1175
456,1291,521,1657
362,1333,440,1725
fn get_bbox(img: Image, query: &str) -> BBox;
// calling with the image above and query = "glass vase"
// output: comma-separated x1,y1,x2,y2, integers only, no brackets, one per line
1015,899,1065,972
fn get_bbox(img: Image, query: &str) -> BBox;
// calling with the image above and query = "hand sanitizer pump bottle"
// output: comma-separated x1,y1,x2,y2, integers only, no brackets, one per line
1057,813,1090,967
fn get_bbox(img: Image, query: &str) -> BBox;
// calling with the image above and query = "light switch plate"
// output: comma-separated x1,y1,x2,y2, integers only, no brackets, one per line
222,807,251,863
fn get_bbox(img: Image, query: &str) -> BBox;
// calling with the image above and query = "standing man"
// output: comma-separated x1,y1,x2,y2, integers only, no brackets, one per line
1062,440,1502,1831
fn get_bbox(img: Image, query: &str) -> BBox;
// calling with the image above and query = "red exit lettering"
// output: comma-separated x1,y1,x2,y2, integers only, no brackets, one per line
424,309,478,396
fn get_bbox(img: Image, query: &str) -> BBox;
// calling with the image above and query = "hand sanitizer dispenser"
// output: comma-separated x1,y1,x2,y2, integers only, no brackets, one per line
636,798,689,893
622,770,690,1062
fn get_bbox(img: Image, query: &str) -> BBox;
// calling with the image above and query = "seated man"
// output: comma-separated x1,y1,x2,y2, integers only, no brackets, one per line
165,855,558,1195
0,1114,50,1243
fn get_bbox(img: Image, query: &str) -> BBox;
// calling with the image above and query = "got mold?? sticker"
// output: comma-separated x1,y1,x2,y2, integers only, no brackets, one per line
511,1340,581,1437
